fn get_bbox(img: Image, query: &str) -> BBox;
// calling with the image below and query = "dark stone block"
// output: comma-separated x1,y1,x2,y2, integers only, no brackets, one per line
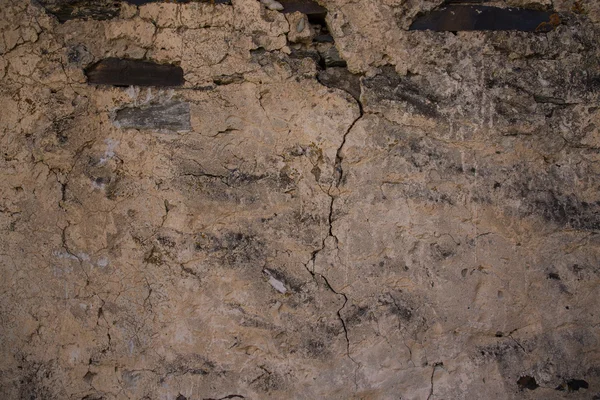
85,58,185,87
125,0,230,5
38,0,120,23
410,6,560,32
114,101,191,132
444,0,492,3
39,0,230,23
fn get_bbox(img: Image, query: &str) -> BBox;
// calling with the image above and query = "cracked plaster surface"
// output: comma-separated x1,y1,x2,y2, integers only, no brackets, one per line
1,0,600,398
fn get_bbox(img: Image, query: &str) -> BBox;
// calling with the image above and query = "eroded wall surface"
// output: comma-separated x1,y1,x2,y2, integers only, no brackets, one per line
1,0,599,398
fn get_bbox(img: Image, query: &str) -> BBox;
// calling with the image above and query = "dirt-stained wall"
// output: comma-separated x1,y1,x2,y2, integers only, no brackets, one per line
1,0,599,398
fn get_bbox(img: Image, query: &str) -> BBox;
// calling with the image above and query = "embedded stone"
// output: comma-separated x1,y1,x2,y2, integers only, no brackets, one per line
114,101,191,132
85,58,185,87
410,5,560,32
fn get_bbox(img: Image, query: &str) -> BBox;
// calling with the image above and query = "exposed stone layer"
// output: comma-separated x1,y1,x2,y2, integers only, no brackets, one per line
0,0,599,399
114,101,191,132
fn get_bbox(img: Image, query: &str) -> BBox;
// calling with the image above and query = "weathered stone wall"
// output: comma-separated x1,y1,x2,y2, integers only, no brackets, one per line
1,0,599,398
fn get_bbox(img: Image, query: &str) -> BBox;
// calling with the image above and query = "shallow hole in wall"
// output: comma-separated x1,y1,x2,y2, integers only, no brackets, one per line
517,375,539,390
556,379,590,391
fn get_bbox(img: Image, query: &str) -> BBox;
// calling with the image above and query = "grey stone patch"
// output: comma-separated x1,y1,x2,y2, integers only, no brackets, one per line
317,67,361,102
525,190,600,231
38,0,120,23
113,101,191,132
66,44,93,66
362,66,440,118
318,45,346,68
194,231,267,269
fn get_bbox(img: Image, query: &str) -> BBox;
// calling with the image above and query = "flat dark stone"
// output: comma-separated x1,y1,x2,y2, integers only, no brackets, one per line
114,101,191,132
444,0,492,3
39,0,120,23
85,58,185,87
125,0,230,5
409,6,560,32
39,0,230,22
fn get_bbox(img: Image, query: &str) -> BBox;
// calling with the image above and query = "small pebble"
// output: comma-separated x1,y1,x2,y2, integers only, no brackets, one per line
296,18,305,33
268,1,284,11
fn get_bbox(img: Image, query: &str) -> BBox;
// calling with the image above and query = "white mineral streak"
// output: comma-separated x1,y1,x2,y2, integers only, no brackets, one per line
260,0,284,11
264,269,288,294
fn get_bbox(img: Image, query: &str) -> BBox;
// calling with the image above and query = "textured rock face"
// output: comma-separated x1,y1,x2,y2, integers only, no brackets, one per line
1,0,599,399
114,101,192,132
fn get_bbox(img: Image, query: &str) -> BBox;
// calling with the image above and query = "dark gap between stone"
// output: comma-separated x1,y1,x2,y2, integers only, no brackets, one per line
281,0,361,104
567,379,589,391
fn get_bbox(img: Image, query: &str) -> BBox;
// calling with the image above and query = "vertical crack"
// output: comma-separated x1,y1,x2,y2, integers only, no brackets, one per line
302,90,364,387
507,330,526,353
326,192,336,239
95,296,112,354
427,362,443,400
333,99,363,189
302,264,359,368
61,222,90,286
